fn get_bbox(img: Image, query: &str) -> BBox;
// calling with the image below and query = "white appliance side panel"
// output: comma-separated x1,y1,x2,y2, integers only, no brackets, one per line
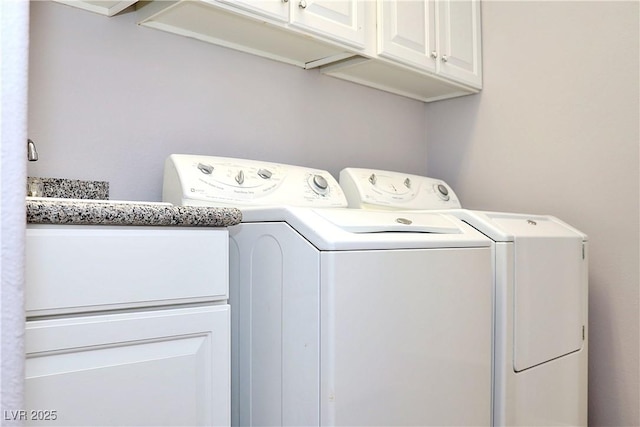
320,247,493,426
492,242,513,427
507,351,588,427
229,222,321,427
493,243,588,427
513,235,585,371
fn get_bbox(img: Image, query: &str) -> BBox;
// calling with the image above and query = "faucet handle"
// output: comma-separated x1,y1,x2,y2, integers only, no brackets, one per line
27,139,38,161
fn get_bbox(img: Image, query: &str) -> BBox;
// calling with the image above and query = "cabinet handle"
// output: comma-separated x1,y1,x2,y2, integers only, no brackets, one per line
430,51,438,59
299,0,307,9
441,55,449,63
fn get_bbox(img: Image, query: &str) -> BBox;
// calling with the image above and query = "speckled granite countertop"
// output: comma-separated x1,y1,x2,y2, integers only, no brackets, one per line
26,178,241,227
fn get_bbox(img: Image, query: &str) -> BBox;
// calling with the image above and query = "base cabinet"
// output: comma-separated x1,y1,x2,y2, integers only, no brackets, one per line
25,224,231,426
25,305,230,427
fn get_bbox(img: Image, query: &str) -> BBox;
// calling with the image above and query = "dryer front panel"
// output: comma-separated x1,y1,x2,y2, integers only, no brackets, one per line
512,234,585,372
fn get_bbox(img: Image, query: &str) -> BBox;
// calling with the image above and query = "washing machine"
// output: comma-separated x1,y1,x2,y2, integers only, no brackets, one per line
339,167,589,426
163,154,494,427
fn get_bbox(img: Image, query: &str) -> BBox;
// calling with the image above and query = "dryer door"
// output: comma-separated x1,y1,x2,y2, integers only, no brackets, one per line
493,216,585,372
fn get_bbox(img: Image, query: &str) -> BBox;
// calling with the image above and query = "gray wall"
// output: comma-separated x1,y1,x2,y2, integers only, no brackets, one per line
425,2,639,426
27,1,428,201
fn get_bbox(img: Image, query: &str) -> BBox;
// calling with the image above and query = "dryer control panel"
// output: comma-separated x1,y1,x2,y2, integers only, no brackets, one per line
163,154,348,207
340,167,462,210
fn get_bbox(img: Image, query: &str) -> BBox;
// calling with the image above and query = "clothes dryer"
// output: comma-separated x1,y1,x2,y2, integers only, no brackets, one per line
340,167,588,427
163,155,494,427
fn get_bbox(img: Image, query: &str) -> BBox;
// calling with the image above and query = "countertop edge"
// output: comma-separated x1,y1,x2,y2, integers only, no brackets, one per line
26,200,242,227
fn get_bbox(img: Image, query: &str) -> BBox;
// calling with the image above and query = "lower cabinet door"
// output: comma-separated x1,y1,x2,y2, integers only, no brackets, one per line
25,305,230,426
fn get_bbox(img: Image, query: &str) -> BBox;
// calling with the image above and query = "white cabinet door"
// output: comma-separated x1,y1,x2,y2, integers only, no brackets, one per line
217,0,289,22
378,0,482,88
378,0,436,71
436,0,482,87
290,0,366,48
25,305,230,427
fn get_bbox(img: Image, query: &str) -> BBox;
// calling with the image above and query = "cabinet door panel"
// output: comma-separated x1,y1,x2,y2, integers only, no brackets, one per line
437,0,482,87
291,0,365,48
26,306,230,426
217,0,289,22
378,0,436,71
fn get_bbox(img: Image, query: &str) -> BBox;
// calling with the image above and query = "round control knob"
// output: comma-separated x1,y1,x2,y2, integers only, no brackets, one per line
313,174,328,190
309,174,329,195
369,174,377,185
436,184,450,201
404,178,412,188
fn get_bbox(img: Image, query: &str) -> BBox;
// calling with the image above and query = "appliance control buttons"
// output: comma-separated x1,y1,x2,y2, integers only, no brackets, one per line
258,168,273,179
404,178,412,188
436,184,450,201
197,163,214,174
369,174,377,185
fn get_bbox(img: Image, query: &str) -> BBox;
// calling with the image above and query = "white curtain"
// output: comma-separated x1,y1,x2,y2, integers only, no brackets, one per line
0,0,28,423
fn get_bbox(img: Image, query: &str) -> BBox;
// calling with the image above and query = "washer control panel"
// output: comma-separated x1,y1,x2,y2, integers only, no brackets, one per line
339,167,461,210
163,154,347,207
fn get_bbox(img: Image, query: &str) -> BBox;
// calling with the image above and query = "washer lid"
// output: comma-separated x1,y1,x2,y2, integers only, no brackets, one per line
450,210,587,242
312,209,461,234
239,207,491,250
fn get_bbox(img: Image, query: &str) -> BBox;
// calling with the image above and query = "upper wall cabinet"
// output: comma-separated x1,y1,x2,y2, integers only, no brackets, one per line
53,0,138,16
323,0,482,102
137,0,368,69
135,0,481,102
377,0,481,88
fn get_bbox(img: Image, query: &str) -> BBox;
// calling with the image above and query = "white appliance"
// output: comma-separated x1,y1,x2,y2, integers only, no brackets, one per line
340,167,589,427
163,154,494,427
